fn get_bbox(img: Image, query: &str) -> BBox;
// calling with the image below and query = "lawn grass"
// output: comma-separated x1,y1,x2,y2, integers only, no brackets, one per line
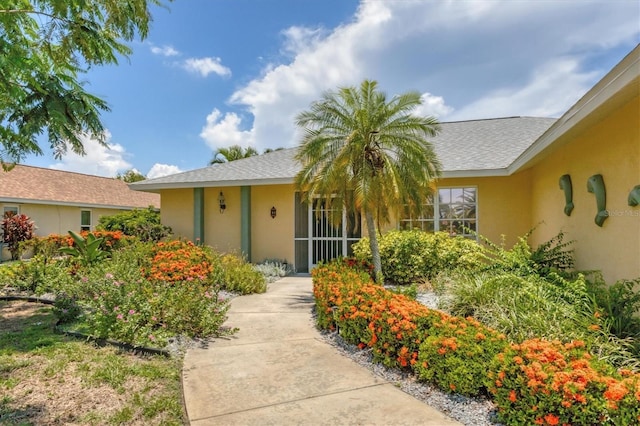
0,300,186,425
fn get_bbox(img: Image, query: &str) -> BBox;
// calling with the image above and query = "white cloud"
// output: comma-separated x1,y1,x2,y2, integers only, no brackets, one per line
147,163,183,179
413,93,454,119
183,57,231,78
449,58,599,120
49,131,132,177
199,109,254,150
199,0,638,150
150,44,180,57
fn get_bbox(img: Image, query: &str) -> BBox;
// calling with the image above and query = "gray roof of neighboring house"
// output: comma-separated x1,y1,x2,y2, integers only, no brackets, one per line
131,116,557,191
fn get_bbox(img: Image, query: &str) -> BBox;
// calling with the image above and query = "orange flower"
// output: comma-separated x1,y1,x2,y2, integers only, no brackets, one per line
543,413,559,425
508,389,517,402
604,382,628,401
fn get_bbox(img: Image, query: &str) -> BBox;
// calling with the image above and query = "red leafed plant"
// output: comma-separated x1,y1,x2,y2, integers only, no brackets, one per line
1,212,36,260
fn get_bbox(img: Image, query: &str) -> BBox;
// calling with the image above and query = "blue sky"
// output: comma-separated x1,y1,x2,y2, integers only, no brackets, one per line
24,0,640,179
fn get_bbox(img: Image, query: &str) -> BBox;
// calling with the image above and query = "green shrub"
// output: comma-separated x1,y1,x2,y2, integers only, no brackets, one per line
352,230,484,285
481,229,575,278
587,277,640,339
96,207,172,242
416,315,508,396
80,245,233,346
53,292,82,324
221,254,267,294
0,256,74,294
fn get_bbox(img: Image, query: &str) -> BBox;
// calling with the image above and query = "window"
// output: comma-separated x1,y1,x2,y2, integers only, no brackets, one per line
400,187,477,238
80,210,92,232
3,206,19,217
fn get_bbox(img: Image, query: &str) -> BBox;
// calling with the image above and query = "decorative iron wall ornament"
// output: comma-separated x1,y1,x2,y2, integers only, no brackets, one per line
559,174,574,216
628,185,640,207
587,174,607,227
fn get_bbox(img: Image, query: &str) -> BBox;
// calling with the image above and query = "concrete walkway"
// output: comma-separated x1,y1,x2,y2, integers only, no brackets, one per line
182,276,461,425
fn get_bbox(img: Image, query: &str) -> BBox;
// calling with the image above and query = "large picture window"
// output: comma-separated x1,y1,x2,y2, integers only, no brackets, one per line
400,187,477,238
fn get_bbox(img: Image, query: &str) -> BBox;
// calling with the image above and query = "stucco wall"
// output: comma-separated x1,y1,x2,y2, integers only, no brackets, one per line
251,184,295,264
529,95,640,282
160,189,194,241
204,187,241,253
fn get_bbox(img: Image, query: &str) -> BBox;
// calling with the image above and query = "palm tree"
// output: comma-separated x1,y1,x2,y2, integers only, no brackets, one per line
209,145,259,165
295,80,442,282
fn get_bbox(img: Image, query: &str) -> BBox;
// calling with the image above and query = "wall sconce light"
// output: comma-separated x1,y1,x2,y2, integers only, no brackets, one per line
270,206,277,219
218,191,226,213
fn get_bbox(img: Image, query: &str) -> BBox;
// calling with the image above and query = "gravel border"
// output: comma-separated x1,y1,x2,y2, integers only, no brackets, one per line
317,289,503,426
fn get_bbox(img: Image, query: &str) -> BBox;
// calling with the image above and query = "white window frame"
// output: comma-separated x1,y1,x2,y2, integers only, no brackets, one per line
80,210,92,232
399,186,478,239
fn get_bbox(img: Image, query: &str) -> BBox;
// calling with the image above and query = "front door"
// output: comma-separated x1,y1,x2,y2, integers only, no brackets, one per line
294,194,361,272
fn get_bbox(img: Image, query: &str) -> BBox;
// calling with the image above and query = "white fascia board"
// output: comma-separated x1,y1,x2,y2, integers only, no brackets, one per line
129,177,296,192
441,168,511,179
508,48,640,174
0,197,140,210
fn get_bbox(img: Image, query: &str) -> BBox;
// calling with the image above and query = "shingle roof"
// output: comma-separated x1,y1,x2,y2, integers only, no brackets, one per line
0,165,160,209
432,116,557,173
131,116,556,191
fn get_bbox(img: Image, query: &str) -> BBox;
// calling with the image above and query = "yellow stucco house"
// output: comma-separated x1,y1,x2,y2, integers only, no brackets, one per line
1,165,160,260
131,45,639,282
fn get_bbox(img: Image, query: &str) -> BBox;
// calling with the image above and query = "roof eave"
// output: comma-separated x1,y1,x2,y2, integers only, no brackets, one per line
130,177,296,192
0,197,154,210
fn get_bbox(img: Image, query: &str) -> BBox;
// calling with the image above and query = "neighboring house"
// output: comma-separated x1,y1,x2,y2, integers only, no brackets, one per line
1,165,160,260
131,45,639,282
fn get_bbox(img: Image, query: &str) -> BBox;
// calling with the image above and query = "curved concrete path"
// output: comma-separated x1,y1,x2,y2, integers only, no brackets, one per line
182,276,460,425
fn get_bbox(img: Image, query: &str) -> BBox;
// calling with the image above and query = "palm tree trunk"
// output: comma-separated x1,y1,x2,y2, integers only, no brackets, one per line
364,209,382,283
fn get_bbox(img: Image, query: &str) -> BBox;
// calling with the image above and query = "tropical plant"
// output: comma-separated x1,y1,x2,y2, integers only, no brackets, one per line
1,212,36,260
295,80,442,282
0,0,168,167
59,231,108,266
209,145,259,164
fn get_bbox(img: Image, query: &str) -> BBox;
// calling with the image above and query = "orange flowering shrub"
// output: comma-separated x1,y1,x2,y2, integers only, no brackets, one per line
312,259,375,332
313,259,446,369
42,230,131,252
416,315,508,396
142,240,222,285
488,338,640,425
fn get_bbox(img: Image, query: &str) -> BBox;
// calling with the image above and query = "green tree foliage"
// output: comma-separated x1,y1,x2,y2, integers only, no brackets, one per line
295,80,442,281
116,169,146,182
96,207,171,242
0,0,168,168
209,145,259,164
